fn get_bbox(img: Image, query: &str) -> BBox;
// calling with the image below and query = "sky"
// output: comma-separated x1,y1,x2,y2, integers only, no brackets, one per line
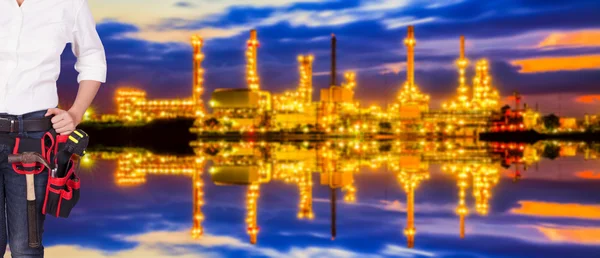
34,145,600,258
56,0,600,116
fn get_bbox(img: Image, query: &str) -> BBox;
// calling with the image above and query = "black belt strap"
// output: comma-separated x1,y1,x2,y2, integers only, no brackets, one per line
0,117,53,133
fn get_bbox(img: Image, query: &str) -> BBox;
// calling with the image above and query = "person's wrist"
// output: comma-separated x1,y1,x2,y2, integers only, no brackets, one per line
68,107,85,125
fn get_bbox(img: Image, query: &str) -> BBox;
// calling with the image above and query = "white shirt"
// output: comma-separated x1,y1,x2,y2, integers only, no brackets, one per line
0,0,106,115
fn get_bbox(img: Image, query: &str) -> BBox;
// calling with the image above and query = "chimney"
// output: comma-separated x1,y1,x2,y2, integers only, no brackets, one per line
331,33,337,87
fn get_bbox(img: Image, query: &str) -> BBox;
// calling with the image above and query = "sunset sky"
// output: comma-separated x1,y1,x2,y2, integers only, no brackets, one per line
57,0,600,116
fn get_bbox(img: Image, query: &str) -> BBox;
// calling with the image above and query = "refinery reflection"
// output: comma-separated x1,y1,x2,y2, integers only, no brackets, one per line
84,141,599,248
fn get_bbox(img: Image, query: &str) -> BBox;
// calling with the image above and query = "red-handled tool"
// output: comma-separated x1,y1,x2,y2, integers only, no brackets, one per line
8,152,52,248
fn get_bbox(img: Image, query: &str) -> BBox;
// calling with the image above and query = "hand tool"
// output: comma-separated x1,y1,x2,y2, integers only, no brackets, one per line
8,152,52,248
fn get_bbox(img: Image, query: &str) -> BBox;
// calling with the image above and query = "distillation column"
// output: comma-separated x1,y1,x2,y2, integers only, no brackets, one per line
191,35,206,117
247,30,260,91
456,35,469,108
246,183,260,244
191,158,206,239
396,26,429,117
298,55,314,104
456,167,469,239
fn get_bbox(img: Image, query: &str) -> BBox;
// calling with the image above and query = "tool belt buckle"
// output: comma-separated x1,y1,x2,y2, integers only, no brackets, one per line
0,117,16,133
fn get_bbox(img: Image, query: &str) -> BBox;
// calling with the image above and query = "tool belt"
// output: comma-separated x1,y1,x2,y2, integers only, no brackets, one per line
0,116,53,133
2,128,88,218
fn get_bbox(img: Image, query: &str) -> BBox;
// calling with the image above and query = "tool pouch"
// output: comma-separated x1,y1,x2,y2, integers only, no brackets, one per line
10,136,49,176
42,132,82,218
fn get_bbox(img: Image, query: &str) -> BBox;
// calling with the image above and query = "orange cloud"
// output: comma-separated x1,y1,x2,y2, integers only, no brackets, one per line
538,30,600,48
536,226,600,245
511,55,600,73
576,170,600,179
575,95,600,104
510,201,600,220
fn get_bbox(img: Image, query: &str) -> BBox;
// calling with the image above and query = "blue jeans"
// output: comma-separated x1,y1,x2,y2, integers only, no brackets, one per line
0,110,50,257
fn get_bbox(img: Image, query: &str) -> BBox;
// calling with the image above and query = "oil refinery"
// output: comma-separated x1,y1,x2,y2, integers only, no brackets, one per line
94,26,548,137
84,140,598,247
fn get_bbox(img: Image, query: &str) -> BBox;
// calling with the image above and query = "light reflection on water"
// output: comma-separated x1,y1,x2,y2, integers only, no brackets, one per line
45,140,600,258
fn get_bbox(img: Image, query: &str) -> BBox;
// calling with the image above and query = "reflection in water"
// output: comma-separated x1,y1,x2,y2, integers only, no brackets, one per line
85,141,599,248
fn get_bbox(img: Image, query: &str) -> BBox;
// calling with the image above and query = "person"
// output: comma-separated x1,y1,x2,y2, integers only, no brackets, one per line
0,0,106,256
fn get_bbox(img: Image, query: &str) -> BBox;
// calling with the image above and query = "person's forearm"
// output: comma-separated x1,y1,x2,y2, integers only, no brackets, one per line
68,80,101,124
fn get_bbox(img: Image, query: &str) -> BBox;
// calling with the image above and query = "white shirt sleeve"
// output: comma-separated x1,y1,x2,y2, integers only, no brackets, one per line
71,0,107,84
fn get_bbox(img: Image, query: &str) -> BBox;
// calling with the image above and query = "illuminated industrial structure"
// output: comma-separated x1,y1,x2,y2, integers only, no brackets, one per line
396,155,430,248
84,139,600,246
192,161,205,239
247,30,260,92
205,30,272,132
471,60,500,111
443,36,470,110
106,35,207,122
272,55,318,130
298,169,315,219
246,183,260,244
86,25,546,137
472,165,499,215
442,164,470,239
92,26,530,136
392,26,430,121
192,35,206,117
318,34,360,132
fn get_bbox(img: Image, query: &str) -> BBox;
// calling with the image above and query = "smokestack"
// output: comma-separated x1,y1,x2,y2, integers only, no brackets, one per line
331,187,337,240
331,33,337,86
405,26,416,86
460,35,465,60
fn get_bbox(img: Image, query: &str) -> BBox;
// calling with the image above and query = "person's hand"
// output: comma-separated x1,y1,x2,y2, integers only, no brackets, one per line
45,108,83,135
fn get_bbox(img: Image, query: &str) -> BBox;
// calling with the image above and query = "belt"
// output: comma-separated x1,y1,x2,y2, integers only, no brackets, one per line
0,117,53,133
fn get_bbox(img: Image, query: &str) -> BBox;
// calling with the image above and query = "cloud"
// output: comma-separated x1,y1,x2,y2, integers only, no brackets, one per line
125,27,249,42
575,95,600,104
537,30,600,48
380,200,406,212
25,228,390,258
510,54,600,73
575,170,600,179
510,201,600,220
90,0,325,25
174,1,194,8
379,244,436,257
382,17,437,30
535,225,600,245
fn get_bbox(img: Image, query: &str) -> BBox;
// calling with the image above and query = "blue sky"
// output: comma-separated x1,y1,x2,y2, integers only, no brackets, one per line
57,0,600,116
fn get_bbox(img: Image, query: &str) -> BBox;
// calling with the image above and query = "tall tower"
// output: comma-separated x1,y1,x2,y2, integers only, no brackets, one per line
298,55,314,104
456,167,469,239
298,170,314,220
247,30,260,91
472,165,499,215
398,169,429,248
191,35,206,117
456,36,469,108
331,34,337,87
472,60,499,111
406,26,415,88
396,26,429,114
191,158,206,239
246,183,260,244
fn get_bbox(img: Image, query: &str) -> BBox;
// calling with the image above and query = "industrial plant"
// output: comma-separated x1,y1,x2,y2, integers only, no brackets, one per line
89,26,596,137
84,140,597,247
